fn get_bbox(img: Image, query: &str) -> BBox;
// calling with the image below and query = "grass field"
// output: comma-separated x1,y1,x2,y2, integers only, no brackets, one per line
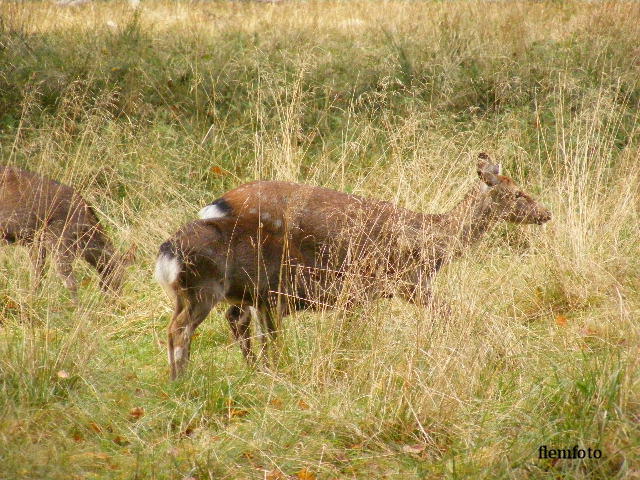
1,1,639,478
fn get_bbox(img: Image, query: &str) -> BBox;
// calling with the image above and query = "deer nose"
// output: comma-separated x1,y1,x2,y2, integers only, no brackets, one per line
538,210,552,224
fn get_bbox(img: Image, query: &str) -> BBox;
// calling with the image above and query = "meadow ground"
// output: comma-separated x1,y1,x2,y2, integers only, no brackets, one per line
0,1,639,478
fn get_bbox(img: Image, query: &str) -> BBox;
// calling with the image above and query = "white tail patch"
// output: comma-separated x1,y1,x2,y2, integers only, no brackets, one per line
199,203,227,219
154,254,181,293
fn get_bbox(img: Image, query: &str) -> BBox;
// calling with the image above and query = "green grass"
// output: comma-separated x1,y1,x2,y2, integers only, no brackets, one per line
1,1,639,478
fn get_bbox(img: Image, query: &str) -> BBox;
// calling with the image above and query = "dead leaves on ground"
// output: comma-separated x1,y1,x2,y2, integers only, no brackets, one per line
129,406,145,421
209,165,229,177
402,443,428,456
555,314,568,327
266,470,287,480
265,468,316,480
296,468,316,480
1,295,19,311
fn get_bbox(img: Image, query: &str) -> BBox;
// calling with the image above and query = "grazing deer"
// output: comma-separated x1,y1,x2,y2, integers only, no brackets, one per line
0,166,135,296
157,154,551,378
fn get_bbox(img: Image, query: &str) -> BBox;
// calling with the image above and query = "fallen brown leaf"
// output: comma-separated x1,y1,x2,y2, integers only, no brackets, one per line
402,443,427,455
298,400,310,410
241,451,254,460
4,298,18,310
266,470,286,480
210,165,228,176
129,407,145,420
113,435,129,446
296,468,316,480
228,408,248,419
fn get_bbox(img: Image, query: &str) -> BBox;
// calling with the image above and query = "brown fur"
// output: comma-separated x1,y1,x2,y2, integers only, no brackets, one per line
158,217,312,379
160,154,551,378
0,166,133,295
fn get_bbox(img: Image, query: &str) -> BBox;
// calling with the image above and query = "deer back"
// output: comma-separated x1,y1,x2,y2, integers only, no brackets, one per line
0,166,105,248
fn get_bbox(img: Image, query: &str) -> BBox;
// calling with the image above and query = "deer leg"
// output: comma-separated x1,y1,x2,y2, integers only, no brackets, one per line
406,289,451,316
53,251,78,300
168,286,220,380
398,273,451,316
253,306,273,364
28,243,47,290
256,300,291,367
225,305,256,365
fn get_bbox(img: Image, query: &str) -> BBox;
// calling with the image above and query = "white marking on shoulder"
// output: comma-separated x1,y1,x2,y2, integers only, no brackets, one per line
154,254,180,291
199,203,227,219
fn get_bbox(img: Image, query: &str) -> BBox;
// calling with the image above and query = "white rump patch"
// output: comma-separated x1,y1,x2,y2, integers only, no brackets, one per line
199,203,227,219
154,254,181,293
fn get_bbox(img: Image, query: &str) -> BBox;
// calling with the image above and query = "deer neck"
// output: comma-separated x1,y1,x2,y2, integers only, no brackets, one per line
440,182,500,257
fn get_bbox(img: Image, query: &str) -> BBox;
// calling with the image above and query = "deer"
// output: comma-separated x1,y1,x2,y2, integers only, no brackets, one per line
0,166,135,297
155,217,317,379
157,154,551,379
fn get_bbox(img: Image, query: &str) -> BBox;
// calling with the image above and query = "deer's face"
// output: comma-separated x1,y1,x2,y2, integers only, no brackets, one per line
99,246,136,293
477,156,551,225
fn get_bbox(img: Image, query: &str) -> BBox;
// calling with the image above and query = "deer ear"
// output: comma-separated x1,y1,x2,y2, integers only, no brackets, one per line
477,154,501,186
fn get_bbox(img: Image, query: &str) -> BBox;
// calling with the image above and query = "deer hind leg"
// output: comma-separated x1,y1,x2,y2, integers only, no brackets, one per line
256,299,293,367
168,285,221,380
225,305,256,365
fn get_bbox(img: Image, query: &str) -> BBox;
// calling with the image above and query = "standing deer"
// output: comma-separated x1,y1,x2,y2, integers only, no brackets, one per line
157,154,551,378
0,166,135,296
155,217,312,379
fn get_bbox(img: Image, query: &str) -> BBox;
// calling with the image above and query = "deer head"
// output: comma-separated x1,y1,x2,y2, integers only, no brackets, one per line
477,154,551,225
98,244,137,293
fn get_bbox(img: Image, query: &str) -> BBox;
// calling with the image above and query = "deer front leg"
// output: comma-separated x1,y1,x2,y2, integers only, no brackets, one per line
28,243,47,290
398,271,451,316
225,305,256,365
168,287,218,380
53,251,78,300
